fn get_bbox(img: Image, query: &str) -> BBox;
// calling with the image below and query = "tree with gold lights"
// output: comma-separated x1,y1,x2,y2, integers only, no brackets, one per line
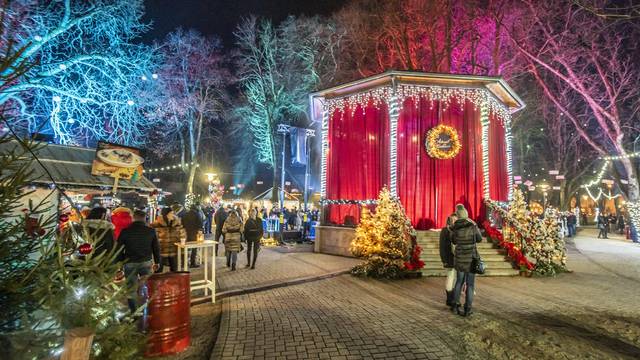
350,187,419,279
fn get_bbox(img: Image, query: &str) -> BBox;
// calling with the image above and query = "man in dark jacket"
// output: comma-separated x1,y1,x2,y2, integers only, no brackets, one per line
182,204,204,267
117,210,161,313
213,206,228,256
439,214,457,307
451,204,482,317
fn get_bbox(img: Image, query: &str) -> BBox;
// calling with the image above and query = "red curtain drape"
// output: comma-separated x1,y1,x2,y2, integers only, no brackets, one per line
489,113,508,201
397,97,484,229
325,101,389,225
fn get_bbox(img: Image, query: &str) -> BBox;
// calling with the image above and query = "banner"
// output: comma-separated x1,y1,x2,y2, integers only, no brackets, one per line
290,127,308,166
91,141,144,181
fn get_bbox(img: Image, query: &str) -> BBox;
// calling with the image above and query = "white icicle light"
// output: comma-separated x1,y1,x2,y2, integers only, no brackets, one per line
320,108,329,199
388,93,399,198
481,101,491,199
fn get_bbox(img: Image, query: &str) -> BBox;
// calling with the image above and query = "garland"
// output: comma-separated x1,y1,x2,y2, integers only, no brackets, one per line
425,124,461,159
483,220,534,271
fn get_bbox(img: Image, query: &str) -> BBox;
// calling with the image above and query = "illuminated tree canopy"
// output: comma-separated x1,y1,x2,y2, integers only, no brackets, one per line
0,0,157,146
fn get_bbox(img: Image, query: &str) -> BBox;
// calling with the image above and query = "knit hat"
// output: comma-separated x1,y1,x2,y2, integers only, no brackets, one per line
455,204,468,219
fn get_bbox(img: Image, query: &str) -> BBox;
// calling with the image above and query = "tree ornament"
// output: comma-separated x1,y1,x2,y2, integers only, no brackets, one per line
59,214,69,222
78,243,93,255
425,124,461,159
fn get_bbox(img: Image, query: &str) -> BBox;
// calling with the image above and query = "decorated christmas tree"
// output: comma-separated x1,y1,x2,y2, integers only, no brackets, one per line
350,187,422,278
0,136,144,359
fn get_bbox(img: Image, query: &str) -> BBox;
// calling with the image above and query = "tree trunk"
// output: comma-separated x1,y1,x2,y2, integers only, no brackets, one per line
620,157,640,241
61,327,94,360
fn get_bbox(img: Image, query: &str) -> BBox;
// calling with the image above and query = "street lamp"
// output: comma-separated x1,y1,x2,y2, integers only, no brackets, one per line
205,173,216,182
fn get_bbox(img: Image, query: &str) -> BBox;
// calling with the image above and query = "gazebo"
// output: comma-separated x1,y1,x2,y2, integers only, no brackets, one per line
309,71,524,240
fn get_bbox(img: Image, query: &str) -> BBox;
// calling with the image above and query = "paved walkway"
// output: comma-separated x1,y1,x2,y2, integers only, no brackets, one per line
211,230,640,359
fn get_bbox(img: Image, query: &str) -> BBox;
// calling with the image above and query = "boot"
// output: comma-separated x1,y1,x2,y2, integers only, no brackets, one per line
460,306,473,317
450,303,460,314
231,263,236,271
445,291,454,307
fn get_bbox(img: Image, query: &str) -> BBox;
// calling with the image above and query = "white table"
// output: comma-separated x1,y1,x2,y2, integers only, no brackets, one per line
175,240,218,303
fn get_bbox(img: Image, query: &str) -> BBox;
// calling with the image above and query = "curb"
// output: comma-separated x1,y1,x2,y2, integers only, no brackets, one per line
191,269,351,306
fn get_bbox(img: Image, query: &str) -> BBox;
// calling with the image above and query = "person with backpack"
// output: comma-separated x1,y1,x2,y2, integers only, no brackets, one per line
450,204,483,317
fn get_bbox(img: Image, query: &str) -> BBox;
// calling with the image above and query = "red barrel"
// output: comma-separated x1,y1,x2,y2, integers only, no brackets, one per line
145,272,191,357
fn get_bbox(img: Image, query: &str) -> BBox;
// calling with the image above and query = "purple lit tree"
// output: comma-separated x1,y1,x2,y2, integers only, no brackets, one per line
0,0,157,146
512,0,640,237
147,28,229,197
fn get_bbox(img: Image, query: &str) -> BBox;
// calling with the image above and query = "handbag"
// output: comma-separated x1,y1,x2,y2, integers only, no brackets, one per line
470,243,486,275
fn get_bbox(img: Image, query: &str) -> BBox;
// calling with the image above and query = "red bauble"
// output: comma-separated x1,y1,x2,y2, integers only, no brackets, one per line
78,243,93,255
59,214,69,222
36,228,46,237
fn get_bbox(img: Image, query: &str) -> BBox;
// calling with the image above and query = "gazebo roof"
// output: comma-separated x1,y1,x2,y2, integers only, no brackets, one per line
309,70,525,118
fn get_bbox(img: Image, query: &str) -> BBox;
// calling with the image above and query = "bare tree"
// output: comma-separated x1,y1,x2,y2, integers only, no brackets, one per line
512,0,640,235
149,29,229,197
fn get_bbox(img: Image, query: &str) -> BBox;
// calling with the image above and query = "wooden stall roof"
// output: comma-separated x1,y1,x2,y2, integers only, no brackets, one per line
309,70,525,113
1,140,156,192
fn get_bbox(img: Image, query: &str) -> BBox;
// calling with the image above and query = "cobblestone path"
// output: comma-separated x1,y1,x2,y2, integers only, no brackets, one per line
211,230,640,359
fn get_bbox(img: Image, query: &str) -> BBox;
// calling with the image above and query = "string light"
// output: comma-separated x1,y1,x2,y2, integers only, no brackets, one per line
601,152,640,161
321,199,378,205
584,187,621,201
388,94,399,197
480,101,491,199
144,162,199,173
320,108,329,199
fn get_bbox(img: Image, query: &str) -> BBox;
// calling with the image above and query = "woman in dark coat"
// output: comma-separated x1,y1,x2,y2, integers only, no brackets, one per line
84,207,115,257
439,214,457,307
244,208,264,269
451,204,482,317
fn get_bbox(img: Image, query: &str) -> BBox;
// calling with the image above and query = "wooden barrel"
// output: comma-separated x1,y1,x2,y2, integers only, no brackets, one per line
145,272,190,357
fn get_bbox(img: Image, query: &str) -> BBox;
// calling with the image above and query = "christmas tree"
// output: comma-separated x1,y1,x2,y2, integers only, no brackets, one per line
350,187,420,278
0,136,145,359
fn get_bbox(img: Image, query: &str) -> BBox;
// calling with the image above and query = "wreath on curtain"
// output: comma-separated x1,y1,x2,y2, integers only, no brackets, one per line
425,124,461,159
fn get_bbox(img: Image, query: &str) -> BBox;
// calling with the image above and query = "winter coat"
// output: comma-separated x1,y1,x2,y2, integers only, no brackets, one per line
83,219,115,257
214,208,228,234
439,227,455,268
118,221,161,264
244,217,264,242
182,209,203,242
152,214,185,257
451,218,482,273
222,215,243,252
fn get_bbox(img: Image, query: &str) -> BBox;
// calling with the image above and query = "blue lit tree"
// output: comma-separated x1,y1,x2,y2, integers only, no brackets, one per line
0,0,158,147
233,16,339,200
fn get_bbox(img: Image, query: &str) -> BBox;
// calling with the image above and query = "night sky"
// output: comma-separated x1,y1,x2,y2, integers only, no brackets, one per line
142,0,347,45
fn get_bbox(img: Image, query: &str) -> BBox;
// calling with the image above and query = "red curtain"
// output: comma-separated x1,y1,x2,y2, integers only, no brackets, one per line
397,97,484,229
325,101,389,225
489,113,508,201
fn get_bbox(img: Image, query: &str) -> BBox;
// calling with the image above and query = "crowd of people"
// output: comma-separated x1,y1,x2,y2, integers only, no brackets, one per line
596,212,626,239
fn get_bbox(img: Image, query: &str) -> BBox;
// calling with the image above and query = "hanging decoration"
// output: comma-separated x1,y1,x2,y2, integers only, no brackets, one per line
425,124,461,159
321,199,378,205
77,243,93,255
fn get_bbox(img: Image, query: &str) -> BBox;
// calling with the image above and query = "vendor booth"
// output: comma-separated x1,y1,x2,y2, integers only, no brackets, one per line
309,71,524,254
2,140,157,219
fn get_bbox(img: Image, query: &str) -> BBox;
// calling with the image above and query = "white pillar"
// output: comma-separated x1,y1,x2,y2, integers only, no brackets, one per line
388,93,399,198
481,100,491,200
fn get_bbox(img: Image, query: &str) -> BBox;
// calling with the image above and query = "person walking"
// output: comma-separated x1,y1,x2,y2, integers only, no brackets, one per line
152,207,184,272
597,213,608,239
182,204,204,267
214,205,228,256
439,213,457,307
222,210,243,270
567,212,577,237
617,214,625,234
451,204,482,317
117,210,161,313
244,208,264,269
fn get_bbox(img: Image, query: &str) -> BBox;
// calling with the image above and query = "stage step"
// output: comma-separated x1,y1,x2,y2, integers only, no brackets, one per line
416,230,519,277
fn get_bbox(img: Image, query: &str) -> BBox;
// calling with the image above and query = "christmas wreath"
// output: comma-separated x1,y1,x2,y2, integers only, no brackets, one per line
425,124,461,159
